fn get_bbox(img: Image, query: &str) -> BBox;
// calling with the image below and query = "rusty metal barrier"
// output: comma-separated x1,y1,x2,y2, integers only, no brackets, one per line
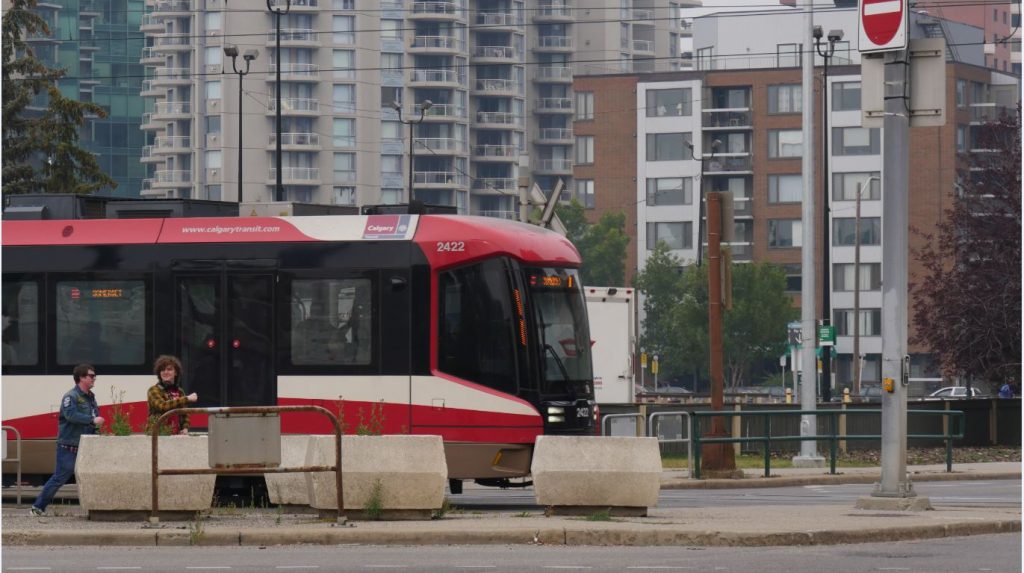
150,405,343,523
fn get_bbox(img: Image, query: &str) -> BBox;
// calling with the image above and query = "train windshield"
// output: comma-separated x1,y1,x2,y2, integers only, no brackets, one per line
524,267,593,398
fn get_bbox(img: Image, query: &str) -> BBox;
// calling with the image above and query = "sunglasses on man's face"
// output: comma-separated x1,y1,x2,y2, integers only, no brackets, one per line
83,373,97,379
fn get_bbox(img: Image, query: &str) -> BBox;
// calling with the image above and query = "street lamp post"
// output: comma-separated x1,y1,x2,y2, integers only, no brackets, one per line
686,138,720,266
814,25,844,402
267,0,291,201
224,45,258,205
853,175,879,396
393,99,432,204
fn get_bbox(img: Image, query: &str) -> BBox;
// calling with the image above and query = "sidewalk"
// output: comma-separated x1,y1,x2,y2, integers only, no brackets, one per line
3,462,1020,548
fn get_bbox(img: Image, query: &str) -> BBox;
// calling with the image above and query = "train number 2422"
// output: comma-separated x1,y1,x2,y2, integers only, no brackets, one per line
436,241,466,252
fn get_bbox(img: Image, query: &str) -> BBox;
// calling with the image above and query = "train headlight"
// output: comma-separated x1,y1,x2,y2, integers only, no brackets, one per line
547,415,565,423
547,406,565,415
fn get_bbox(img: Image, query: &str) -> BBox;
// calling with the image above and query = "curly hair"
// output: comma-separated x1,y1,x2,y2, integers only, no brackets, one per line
153,355,183,379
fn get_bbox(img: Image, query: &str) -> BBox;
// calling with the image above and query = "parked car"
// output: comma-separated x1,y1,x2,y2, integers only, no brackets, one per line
927,386,987,398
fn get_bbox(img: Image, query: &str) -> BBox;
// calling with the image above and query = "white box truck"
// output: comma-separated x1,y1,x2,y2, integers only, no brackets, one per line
584,286,636,404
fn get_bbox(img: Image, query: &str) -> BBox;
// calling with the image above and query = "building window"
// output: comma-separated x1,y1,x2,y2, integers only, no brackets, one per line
575,92,594,120
768,129,802,158
381,154,402,174
767,219,802,248
205,11,221,31
646,88,692,117
832,82,861,111
833,172,881,201
646,132,691,161
782,263,801,292
833,217,881,246
955,79,967,108
333,186,356,205
646,222,692,250
205,185,222,201
333,0,354,8
205,115,221,135
333,84,355,113
833,127,880,156
332,118,355,147
835,309,882,336
696,47,713,70
205,150,221,169
333,50,355,79
956,125,966,152
646,177,692,206
768,174,802,203
333,152,356,182
576,179,595,209
205,47,222,67
777,43,801,67
575,135,594,164
333,15,354,44
206,81,222,100
833,263,881,292
767,84,801,114
381,53,403,73
381,188,402,204
381,19,403,39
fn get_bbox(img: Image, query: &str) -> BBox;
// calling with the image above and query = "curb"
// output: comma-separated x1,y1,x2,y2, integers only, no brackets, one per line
661,471,1022,489
3,519,1019,548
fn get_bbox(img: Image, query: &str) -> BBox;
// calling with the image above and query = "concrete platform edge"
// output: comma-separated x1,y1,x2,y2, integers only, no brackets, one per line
661,471,1022,489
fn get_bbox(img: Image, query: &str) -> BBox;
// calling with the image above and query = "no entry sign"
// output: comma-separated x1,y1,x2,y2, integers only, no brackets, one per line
858,0,907,53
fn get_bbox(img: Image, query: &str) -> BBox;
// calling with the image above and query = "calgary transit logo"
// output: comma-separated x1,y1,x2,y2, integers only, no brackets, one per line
363,215,412,240
859,0,906,52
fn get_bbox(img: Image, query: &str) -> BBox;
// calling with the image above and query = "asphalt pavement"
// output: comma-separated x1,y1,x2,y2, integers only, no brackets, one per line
2,462,1020,548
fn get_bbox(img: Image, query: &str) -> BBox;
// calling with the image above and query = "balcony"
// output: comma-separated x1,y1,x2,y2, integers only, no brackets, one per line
140,113,159,130
417,137,466,154
535,36,573,51
153,170,192,184
473,178,517,192
705,155,753,174
267,0,318,10
153,100,191,118
632,39,654,53
474,78,519,95
267,167,321,183
151,67,190,86
140,47,162,64
534,65,572,82
534,3,573,22
410,1,461,20
267,63,320,81
475,210,518,220
268,132,320,149
140,14,163,32
534,158,573,174
473,45,519,62
153,35,190,51
140,79,163,96
534,97,573,113
472,144,517,160
414,171,467,187
152,0,191,14
410,35,465,54
725,242,752,262
476,111,518,127
535,128,572,144
703,109,752,129
410,68,460,86
153,136,192,153
732,197,753,217
969,102,1011,124
632,9,654,22
267,97,319,115
476,12,518,29
265,28,318,46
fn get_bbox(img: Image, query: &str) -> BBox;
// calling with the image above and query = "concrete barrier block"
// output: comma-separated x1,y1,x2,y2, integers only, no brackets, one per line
305,435,447,511
265,435,313,506
76,435,215,511
532,436,661,509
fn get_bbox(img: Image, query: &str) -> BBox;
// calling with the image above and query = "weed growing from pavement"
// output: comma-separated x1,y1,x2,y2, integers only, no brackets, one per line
363,478,385,520
583,509,614,522
432,496,451,519
514,511,533,518
188,516,205,545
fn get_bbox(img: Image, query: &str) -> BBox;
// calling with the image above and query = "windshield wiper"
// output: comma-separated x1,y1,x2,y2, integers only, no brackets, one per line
544,343,571,382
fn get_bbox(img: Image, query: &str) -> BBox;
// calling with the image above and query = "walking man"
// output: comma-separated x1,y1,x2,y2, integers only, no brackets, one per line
30,364,104,516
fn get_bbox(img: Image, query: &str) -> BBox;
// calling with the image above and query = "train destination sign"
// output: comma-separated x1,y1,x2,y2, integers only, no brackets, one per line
858,0,907,53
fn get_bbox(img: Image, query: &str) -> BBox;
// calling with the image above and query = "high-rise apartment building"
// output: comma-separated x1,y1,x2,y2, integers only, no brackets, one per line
27,0,147,197
137,0,687,213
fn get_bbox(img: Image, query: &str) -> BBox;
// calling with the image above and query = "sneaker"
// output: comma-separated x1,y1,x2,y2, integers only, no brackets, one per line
29,507,43,516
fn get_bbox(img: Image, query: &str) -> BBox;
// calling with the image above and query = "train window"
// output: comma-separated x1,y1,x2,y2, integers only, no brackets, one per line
55,280,147,366
290,278,372,365
438,259,518,395
2,280,40,366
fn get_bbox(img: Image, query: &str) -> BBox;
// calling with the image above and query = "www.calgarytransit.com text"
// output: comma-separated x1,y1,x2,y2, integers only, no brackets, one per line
180,225,282,234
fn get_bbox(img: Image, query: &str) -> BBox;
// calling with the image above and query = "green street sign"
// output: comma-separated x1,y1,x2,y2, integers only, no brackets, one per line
818,325,835,347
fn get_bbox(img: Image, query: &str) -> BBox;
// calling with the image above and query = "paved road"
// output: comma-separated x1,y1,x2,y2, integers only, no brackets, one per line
3,533,1020,572
451,480,1022,510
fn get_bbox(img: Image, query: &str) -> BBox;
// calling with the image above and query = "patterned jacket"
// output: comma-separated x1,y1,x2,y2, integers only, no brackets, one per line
147,381,190,433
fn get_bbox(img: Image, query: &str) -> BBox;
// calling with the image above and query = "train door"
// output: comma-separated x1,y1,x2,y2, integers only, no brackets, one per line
173,265,276,409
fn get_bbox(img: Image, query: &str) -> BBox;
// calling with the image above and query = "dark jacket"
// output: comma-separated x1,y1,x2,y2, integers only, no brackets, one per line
57,385,99,447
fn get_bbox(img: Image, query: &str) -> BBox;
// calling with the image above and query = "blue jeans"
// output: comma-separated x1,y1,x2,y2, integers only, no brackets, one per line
33,446,77,512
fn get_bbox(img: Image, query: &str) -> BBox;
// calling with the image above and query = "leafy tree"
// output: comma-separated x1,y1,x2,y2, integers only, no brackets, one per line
555,201,629,286
2,0,115,194
634,242,687,379
911,110,1021,385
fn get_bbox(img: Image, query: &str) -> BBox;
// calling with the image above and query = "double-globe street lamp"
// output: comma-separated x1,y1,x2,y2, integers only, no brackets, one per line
814,25,844,402
267,0,291,201
392,99,432,204
223,45,258,204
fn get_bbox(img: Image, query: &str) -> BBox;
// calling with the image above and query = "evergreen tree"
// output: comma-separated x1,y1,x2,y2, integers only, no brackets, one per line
2,0,116,194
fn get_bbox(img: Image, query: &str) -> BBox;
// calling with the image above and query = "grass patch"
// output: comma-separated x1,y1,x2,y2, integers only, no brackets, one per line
662,452,879,470
583,509,614,522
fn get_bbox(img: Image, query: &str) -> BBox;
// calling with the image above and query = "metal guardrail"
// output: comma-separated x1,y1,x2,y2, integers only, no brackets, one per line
601,413,644,437
2,425,22,505
648,411,692,477
150,405,343,523
689,408,965,479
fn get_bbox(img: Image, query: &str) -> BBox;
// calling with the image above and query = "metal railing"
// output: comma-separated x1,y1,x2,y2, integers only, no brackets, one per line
2,426,22,505
649,411,693,476
689,408,965,479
